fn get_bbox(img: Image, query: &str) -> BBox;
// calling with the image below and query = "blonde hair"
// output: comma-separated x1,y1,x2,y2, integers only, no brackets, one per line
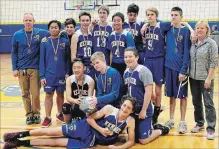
98,5,110,15
90,52,106,62
146,7,159,17
195,20,211,36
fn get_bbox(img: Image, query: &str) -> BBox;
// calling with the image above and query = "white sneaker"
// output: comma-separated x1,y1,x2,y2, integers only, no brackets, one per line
207,131,215,140
164,120,175,129
178,121,187,134
191,125,204,133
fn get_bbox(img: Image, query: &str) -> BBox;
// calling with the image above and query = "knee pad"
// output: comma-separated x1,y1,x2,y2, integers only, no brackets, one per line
62,103,72,114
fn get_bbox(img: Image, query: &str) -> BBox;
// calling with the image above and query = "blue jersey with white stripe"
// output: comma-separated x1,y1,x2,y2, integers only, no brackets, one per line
107,30,135,64
39,36,70,85
76,29,93,66
165,26,191,74
92,108,131,145
123,19,144,52
144,22,171,59
92,24,112,64
124,65,153,116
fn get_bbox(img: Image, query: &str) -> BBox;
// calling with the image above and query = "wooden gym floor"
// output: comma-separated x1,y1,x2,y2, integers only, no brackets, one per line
0,53,218,149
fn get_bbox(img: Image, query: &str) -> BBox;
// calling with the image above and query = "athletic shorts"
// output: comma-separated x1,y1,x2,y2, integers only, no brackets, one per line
44,85,65,92
133,113,153,141
44,77,66,92
62,119,95,148
144,57,164,85
165,67,188,99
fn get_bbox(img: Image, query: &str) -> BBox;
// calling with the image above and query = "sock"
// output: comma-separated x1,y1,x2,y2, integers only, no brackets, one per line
154,106,161,115
20,140,30,146
21,131,30,137
158,129,162,135
170,119,174,122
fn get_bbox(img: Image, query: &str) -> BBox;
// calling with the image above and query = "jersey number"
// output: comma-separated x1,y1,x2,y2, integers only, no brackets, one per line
84,47,92,57
97,37,106,47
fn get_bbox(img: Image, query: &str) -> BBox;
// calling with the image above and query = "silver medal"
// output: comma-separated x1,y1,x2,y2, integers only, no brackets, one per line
54,56,58,61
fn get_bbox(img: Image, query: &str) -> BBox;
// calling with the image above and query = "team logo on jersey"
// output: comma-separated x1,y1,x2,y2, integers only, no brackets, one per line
105,121,121,134
107,78,112,85
111,41,125,47
41,37,48,43
34,35,40,41
60,43,66,48
125,77,136,85
68,124,76,131
179,35,183,41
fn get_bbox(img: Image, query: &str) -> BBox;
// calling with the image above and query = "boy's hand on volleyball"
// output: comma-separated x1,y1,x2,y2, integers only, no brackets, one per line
139,109,146,119
73,98,82,105
89,97,97,108
41,79,47,86
13,70,19,77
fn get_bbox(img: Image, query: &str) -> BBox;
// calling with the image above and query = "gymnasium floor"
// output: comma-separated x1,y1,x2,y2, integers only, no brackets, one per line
0,53,218,149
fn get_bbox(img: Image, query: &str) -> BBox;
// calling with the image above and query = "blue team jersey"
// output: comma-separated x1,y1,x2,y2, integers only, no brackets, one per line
107,30,135,64
96,67,124,109
124,65,153,116
145,22,171,59
123,19,144,52
62,107,131,148
76,29,93,66
92,24,112,64
165,26,191,74
11,28,49,70
92,108,131,145
40,36,70,85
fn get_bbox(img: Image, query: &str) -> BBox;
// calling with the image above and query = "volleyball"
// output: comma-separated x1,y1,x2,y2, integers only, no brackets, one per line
79,96,95,113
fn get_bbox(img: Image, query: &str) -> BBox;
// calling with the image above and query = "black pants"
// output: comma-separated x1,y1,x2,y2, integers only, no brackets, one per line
189,78,216,132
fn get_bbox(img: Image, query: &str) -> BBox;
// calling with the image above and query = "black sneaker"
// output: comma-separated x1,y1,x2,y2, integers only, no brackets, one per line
3,132,23,142
3,140,20,149
153,123,170,135
26,116,33,125
33,116,41,124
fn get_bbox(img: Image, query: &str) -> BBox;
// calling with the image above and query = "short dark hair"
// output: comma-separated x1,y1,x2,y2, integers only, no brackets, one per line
64,18,76,27
127,3,139,14
125,47,139,57
171,6,183,16
79,11,91,20
72,58,85,66
120,95,138,113
112,12,125,23
48,20,61,29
